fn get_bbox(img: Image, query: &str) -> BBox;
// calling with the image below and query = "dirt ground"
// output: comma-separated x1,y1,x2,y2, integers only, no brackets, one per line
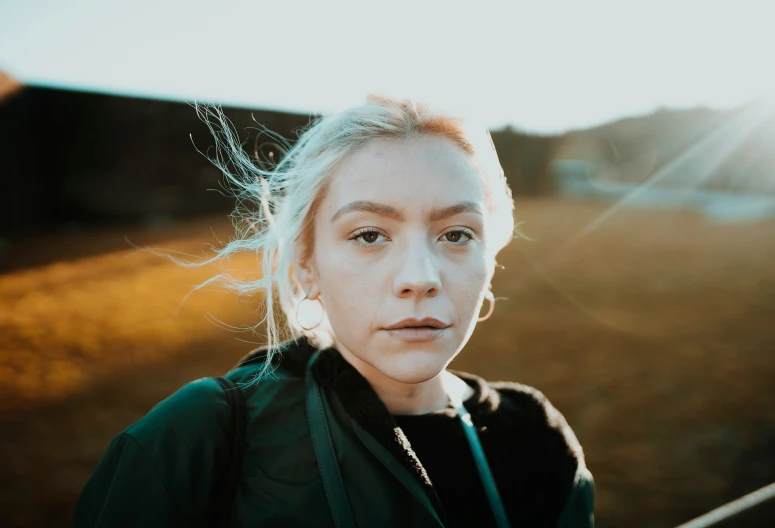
1,198,774,527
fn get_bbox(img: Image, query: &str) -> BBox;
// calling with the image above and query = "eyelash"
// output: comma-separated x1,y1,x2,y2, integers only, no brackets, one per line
349,228,478,248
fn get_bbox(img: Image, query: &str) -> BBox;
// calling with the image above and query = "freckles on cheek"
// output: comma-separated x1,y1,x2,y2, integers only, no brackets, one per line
317,243,367,292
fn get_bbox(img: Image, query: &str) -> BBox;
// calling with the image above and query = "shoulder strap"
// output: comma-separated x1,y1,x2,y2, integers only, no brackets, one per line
448,387,510,528
305,351,357,528
212,376,247,528
455,402,511,528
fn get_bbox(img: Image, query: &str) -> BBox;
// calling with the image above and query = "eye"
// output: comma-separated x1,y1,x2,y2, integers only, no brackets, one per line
350,228,387,247
443,229,476,245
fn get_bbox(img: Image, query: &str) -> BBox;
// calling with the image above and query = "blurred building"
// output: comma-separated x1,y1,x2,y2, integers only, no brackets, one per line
0,81,311,238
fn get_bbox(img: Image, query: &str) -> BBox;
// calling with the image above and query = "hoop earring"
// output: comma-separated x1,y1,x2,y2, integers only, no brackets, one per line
296,294,324,331
477,292,495,322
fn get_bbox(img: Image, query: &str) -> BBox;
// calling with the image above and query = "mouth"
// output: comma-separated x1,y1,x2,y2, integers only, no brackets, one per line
383,317,450,331
383,327,448,343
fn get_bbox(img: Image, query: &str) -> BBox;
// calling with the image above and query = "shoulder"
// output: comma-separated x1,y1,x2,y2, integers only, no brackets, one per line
455,372,585,466
490,380,594,527
125,376,232,448
455,371,593,526
126,358,305,449
75,377,236,525
123,377,237,512
488,379,587,487
489,379,586,466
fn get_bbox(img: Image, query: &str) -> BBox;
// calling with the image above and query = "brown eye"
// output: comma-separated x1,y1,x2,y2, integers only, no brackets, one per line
444,229,474,244
350,229,386,247
362,231,379,243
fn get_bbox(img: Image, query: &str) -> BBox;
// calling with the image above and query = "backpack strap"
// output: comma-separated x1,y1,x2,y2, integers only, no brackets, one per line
211,376,247,528
306,350,357,528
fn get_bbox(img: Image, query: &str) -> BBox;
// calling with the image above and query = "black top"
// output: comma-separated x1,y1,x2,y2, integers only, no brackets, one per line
392,373,573,528
394,395,500,527
245,337,590,527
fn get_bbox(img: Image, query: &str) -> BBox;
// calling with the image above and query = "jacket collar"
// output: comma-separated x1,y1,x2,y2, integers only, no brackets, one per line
237,336,503,522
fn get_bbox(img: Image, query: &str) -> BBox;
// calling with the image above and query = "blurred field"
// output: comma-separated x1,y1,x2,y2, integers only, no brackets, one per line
1,197,774,527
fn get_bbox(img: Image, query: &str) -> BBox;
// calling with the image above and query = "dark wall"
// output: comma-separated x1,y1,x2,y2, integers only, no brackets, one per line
0,88,312,237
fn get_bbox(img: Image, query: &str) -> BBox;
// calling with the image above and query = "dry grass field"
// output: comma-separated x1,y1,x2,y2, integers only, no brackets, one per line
1,197,774,527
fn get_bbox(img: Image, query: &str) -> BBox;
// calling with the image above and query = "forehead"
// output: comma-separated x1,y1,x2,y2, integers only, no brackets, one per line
324,136,486,209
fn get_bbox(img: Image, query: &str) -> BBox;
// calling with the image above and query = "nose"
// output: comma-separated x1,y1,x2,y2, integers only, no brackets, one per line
392,234,441,299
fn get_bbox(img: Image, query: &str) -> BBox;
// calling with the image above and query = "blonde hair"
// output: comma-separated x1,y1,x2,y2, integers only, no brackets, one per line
172,95,520,385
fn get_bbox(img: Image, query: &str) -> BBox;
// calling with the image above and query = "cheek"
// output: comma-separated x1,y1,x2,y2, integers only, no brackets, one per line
451,260,491,309
315,244,378,330
454,251,491,285
317,242,369,290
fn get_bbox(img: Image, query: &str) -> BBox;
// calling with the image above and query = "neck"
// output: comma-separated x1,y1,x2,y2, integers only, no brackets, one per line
336,347,473,415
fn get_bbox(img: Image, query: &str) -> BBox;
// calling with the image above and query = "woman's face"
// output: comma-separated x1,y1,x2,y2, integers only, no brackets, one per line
297,135,495,384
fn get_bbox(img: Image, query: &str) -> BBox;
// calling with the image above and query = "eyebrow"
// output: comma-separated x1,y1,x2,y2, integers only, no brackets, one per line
330,200,483,223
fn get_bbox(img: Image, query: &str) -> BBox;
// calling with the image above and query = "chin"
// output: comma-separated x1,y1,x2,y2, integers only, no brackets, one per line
376,351,452,385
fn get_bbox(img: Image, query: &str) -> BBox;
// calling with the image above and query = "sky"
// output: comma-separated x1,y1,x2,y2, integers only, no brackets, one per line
1,0,774,133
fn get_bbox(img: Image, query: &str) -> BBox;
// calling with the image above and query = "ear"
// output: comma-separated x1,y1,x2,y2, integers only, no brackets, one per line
293,242,321,300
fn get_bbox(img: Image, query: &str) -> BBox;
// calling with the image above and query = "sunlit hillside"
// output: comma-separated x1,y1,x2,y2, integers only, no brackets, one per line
556,103,775,195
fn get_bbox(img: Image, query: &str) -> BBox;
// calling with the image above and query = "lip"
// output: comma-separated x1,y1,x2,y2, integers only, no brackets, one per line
384,327,448,342
383,317,450,330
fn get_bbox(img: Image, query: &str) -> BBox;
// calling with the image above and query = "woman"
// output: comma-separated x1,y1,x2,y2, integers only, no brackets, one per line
74,95,594,527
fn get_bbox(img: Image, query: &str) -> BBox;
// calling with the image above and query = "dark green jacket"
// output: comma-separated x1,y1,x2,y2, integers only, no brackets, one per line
74,337,595,527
